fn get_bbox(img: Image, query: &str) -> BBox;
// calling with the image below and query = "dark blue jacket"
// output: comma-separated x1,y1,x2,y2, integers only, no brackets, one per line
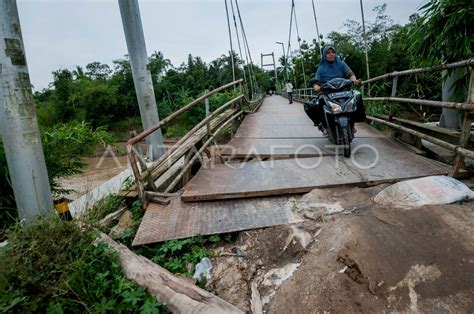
315,46,353,83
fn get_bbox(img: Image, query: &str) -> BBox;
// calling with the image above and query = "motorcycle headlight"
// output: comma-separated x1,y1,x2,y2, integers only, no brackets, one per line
346,99,354,111
328,101,343,113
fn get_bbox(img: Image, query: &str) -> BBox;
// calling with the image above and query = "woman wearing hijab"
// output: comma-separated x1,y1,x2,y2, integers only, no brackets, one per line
305,46,366,136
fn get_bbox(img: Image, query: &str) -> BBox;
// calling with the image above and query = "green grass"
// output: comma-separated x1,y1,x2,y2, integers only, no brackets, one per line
0,187,237,313
0,218,167,313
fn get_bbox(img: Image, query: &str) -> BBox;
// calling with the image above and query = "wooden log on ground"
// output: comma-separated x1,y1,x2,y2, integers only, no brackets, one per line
98,234,243,314
145,191,180,198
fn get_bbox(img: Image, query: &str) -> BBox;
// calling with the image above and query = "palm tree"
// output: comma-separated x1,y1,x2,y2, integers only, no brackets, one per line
149,51,171,84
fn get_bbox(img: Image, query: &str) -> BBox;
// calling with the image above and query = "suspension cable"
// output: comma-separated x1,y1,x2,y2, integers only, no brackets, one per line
286,1,294,62
292,0,307,87
311,0,322,58
230,0,253,98
229,0,248,93
224,0,236,83
234,0,258,96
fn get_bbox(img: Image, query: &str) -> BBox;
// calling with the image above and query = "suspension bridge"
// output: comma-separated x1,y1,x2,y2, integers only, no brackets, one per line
2,0,473,237
2,0,474,312
127,58,473,245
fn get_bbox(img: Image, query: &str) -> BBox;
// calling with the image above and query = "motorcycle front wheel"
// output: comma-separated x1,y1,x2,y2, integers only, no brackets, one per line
341,125,351,157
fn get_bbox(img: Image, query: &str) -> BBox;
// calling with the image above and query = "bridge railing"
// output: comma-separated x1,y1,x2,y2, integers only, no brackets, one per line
127,79,247,205
360,58,474,177
278,88,316,102
278,59,474,177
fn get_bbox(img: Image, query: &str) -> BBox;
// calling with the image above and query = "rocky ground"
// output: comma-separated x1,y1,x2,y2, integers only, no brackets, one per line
206,186,474,313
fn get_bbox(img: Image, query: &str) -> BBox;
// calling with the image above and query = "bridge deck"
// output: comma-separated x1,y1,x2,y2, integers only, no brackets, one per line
134,96,452,244
182,95,451,201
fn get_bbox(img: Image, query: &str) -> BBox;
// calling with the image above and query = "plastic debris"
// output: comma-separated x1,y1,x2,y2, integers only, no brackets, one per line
232,247,248,258
193,257,212,280
374,176,474,208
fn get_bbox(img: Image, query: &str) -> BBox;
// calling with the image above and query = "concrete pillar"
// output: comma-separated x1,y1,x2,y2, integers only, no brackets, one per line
0,0,54,220
118,0,165,160
439,69,465,130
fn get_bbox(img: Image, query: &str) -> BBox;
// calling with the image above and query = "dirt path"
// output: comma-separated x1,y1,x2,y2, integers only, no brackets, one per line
208,186,474,313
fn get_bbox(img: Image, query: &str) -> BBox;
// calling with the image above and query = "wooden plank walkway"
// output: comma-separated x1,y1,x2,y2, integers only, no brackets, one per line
182,95,451,202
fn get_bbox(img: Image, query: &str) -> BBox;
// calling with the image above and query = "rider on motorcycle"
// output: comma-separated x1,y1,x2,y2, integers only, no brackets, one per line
305,46,366,136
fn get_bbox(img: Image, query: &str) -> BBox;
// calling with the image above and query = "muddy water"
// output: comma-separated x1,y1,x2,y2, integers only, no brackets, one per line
58,140,177,200
58,155,129,200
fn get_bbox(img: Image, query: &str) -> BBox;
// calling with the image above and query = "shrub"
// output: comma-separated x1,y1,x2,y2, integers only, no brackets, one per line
0,218,165,313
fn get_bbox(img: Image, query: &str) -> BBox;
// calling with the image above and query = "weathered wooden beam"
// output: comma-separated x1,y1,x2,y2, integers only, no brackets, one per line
368,116,474,160
365,97,474,111
150,109,237,180
362,59,474,84
128,80,243,145
165,111,244,193
146,97,242,177
97,234,243,314
374,114,472,146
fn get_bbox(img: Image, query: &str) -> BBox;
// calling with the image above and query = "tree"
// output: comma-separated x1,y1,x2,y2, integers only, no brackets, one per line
85,62,112,80
149,51,171,85
411,0,474,129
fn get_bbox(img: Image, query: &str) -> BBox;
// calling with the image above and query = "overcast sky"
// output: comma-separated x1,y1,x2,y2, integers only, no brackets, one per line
17,0,426,90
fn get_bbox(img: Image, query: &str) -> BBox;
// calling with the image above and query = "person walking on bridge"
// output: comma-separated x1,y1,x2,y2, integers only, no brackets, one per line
305,46,366,135
285,80,294,104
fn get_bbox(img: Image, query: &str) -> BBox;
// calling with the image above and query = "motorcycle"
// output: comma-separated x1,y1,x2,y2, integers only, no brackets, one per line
309,77,358,157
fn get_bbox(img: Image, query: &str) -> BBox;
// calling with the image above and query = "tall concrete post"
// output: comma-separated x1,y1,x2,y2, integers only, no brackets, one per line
118,0,165,160
439,69,464,130
0,0,54,220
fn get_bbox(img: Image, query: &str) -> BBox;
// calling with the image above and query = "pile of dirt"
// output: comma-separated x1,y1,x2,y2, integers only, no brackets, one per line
206,186,474,313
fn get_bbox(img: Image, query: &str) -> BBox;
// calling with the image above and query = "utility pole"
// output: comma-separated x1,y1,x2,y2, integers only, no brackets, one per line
359,0,371,96
0,0,54,220
276,42,288,82
118,0,165,161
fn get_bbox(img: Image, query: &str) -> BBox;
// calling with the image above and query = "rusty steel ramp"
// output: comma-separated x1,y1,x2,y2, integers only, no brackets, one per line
182,96,452,201
181,145,452,202
234,121,384,139
219,136,411,158
132,196,303,245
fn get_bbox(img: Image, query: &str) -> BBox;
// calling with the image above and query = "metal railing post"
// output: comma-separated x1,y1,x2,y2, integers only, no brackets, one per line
390,76,398,120
205,89,211,135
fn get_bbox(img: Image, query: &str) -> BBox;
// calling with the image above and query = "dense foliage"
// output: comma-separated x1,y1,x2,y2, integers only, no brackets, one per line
0,218,164,313
34,52,271,138
285,2,471,118
0,123,113,226
0,195,229,312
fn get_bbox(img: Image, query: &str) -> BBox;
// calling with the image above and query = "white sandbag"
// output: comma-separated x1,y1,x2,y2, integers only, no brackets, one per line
374,176,474,208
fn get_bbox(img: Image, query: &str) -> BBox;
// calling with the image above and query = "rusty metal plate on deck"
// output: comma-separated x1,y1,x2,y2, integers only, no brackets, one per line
235,122,385,139
220,137,411,158
242,112,313,126
182,144,452,202
132,196,303,245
